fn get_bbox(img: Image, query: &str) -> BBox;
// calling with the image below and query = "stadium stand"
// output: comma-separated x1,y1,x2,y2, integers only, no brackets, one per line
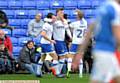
8,0,22,9
11,37,18,46
0,0,104,58
18,37,32,46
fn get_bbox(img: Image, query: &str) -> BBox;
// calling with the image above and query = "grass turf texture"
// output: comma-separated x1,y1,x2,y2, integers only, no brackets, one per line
0,74,89,83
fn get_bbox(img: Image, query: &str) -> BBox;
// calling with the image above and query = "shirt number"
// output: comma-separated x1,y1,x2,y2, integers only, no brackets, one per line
77,29,86,38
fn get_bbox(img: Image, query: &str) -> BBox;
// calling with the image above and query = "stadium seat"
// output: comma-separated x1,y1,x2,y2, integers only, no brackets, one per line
83,9,94,18
91,0,100,9
2,29,11,36
0,0,8,9
8,0,22,9
78,0,91,9
9,19,21,28
64,10,70,18
28,10,37,19
50,0,63,9
18,37,32,46
42,10,56,17
42,10,52,18
23,0,36,9
64,0,77,9
10,37,18,46
33,37,41,45
12,29,27,37
15,10,28,19
21,19,30,29
13,46,22,56
37,0,49,9
69,10,77,18
3,10,15,19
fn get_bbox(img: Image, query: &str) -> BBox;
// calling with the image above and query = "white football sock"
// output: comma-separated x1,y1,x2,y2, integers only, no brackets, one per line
67,58,72,71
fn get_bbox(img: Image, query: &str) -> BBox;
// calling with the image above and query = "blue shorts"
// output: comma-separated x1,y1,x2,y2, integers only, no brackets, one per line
54,41,68,56
69,44,79,54
41,44,54,54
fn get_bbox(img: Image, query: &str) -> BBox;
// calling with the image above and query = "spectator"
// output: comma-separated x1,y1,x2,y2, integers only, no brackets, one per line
27,13,44,39
0,10,8,27
0,30,13,56
0,44,12,73
18,40,41,76
0,10,13,30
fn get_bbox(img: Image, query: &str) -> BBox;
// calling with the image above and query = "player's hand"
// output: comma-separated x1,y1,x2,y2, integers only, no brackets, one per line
72,53,83,72
50,40,56,44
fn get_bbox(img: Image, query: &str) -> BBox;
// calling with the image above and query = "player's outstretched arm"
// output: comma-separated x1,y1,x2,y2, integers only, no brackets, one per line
40,31,56,44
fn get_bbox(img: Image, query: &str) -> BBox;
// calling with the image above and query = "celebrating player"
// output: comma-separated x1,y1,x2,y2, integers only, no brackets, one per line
53,8,72,75
67,9,87,78
37,13,64,78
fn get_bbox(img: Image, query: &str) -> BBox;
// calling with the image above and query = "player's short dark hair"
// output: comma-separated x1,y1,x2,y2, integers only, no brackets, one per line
47,13,54,19
64,14,68,19
56,8,64,14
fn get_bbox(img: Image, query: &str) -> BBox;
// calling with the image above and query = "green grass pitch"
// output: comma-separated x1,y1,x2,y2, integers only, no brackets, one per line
0,74,89,83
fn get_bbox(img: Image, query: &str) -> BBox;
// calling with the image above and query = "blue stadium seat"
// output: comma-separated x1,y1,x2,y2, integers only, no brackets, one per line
10,37,18,46
3,10,15,19
50,0,63,9
69,10,77,18
33,37,41,45
9,19,21,28
0,0,8,9
15,10,28,19
2,29,11,36
91,0,100,9
28,10,37,19
78,0,91,9
83,9,94,18
37,0,49,9
18,37,32,46
42,10,52,18
64,0,77,9
13,46,22,56
23,0,36,9
8,0,22,9
21,19,30,29
64,10,70,17
42,10,56,18
12,29,27,37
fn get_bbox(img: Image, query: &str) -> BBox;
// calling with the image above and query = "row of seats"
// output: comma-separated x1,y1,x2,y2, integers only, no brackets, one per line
11,37,40,46
12,37,41,56
3,9,95,19
0,0,103,9
8,18,92,29
3,29,27,37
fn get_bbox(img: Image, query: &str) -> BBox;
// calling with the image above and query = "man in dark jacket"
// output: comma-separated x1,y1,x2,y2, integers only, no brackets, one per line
18,41,41,75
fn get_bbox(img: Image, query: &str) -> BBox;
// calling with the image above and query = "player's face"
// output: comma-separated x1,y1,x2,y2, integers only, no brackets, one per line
57,10,64,19
52,15,56,23
35,15,41,22
27,42,34,49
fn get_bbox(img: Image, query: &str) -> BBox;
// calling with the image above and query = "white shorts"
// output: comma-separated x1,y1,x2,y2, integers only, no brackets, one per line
91,50,120,83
